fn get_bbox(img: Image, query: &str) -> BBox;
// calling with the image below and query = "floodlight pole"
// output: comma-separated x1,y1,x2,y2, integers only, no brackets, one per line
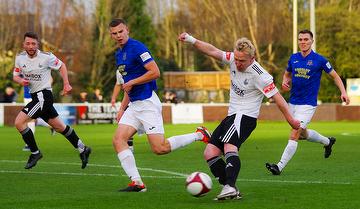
310,0,316,51
293,0,298,53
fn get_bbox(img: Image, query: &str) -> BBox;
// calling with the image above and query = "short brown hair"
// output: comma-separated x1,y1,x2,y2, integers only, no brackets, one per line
109,18,127,27
24,31,39,41
299,29,313,38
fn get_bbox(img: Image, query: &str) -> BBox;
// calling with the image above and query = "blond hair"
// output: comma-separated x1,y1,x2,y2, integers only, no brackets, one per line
234,37,256,57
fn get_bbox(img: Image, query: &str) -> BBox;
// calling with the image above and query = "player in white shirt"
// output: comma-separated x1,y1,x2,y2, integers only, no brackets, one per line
13,32,91,169
179,32,300,200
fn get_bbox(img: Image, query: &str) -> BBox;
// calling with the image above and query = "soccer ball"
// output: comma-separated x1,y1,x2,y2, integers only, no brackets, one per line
185,172,212,197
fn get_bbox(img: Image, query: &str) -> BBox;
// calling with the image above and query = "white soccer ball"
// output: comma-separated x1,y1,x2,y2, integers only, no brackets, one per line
185,172,212,197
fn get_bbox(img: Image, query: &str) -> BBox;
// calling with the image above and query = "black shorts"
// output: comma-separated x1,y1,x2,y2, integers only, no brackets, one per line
22,89,59,122
210,113,257,152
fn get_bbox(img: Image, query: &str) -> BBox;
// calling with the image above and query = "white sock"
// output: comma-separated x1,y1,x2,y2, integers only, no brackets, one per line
27,121,35,134
277,140,298,171
36,118,49,127
117,149,142,183
167,133,201,151
77,139,85,153
307,129,329,145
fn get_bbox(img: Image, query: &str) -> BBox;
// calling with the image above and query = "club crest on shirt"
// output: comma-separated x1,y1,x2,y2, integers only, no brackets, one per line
38,63,43,68
22,64,26,68
244,79,249,85
307,60,313,66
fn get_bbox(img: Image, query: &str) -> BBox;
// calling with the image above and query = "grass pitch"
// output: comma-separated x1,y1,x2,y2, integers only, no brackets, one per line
0,121,359,209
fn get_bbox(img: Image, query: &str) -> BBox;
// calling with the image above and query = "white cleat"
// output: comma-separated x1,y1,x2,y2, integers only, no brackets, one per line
215,184,239,200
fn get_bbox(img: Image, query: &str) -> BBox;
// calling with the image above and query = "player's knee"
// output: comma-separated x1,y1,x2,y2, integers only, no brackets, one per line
203,149,216,160
14,119,26,131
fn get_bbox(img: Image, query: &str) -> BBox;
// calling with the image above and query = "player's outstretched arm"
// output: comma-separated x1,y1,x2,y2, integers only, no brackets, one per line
178,32,223,61
58,63,72,95
272,92,300,130
328,70,350,105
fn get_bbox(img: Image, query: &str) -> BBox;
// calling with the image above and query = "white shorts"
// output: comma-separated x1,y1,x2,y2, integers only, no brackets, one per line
119,91,164,134
289,104,316,129
24,98,32,105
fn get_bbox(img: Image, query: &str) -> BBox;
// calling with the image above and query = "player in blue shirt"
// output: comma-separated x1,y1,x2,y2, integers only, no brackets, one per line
109,19,210,192
266,29,350,175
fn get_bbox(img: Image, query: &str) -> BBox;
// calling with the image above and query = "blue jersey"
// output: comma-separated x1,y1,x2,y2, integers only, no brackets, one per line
286,50,333,106
115,38,157,102
24,86,31,99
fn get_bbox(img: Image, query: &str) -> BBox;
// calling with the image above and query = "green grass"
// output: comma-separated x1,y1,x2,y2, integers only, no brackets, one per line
1,121,360,209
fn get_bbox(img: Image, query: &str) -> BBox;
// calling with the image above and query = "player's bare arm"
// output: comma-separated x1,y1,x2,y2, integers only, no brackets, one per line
13,75,29,86
328,70,350,105
178,32,223,61
282,71,292,91
58,63,72,95
122,60,160,93
111,84,121,107
272,92,300,130
116,92,130,122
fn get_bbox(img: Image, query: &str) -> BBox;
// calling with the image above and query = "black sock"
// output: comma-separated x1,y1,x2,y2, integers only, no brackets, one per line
225,152,241,187
21,127,39,152
207,156,226,185
127,138,133,146
61,125,80,148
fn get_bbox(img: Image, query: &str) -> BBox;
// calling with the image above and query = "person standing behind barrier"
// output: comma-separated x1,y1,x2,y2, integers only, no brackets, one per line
265,29,350,175
13,31,91,169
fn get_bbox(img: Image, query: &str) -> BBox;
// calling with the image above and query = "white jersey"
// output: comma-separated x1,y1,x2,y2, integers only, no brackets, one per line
222,51,278,118
13,50,63,93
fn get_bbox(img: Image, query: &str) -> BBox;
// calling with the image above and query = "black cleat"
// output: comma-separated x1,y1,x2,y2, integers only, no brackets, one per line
25,152,43,169
79,146,91,169
324,137,336,158
265,163,281,175
118,181,147,192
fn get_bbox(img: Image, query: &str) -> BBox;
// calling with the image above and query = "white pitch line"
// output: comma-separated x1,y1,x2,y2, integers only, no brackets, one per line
0,160,352,185
0,170,184,179
341,132,360,137
0,160,187,177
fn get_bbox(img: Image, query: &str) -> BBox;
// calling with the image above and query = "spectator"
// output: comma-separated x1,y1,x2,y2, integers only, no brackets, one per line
164,91,178,104
3,86,18,103
92,88,103,102
79,91,88,103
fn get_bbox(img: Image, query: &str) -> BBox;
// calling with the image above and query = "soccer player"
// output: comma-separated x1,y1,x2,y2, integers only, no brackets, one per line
265,29,350,175
111,72,134,153
109,19,210,192
13,31,91,169
178,32,300,200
